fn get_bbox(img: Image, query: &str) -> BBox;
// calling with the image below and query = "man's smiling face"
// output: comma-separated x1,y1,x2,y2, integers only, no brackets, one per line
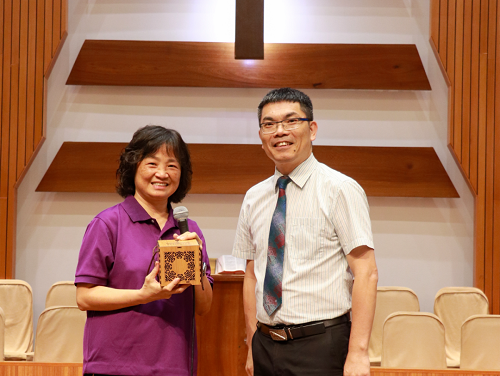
258,101,317,175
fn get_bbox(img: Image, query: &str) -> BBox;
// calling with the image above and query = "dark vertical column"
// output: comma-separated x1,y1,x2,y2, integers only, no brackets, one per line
235,0,264,59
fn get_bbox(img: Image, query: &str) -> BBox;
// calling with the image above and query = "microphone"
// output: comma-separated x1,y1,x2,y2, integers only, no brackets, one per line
173,206,189,234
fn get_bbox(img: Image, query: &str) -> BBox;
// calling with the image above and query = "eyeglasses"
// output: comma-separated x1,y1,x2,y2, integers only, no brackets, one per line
259,118,310,134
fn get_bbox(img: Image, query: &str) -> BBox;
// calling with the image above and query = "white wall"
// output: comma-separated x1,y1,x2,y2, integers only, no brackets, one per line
16,0,474,328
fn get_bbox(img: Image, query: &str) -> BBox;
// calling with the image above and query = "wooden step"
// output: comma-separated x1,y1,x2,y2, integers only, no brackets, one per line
67,40,430,90
36,142,457,198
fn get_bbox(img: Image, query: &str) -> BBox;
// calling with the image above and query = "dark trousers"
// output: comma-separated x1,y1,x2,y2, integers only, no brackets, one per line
252,320,351,376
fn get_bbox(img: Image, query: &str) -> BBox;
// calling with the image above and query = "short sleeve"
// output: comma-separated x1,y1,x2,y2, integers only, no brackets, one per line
232,198,255,260
332,179,374,255
75,217,115,286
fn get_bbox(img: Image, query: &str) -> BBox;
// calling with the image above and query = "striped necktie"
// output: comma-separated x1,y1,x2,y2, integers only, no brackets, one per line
263,176,291,316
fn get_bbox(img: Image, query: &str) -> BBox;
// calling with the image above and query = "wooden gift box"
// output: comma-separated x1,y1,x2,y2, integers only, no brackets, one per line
157,239,201,286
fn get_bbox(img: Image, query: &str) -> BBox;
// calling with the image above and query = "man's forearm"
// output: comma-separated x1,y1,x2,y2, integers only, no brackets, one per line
243,260,258,376
346,247,378,354
349,269,378,354
243,263,258,345
344,246,378,376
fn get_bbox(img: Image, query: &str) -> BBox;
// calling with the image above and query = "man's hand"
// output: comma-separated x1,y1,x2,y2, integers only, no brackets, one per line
246,346,254,376
344,350,370,376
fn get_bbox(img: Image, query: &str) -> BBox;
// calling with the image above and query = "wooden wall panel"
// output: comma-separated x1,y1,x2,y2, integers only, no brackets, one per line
439,0,449,68
1,0,13,279
0,198,6,278
485,0,497,313
461,0,472,178
7,0,21,283
493,0,500,316
476,0,489,309
53,0,62,55
61,0,67,40
26,0,37,163
447,1,456,149
44,0,53,70
431,0,440,49
18,0,28,176
35,142,458,198
469,0,481,193
430,0,500,313
0,0,67,278
452,0,463,161
66,41,431,90
35,0,45,147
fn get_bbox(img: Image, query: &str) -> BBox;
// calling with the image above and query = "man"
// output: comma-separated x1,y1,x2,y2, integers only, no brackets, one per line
232,88,378,376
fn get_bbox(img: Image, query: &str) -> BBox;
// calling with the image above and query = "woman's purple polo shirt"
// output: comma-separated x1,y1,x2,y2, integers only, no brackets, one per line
75,196,213,376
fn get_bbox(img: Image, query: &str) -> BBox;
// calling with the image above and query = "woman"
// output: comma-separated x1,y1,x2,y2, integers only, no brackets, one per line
75,125,213,376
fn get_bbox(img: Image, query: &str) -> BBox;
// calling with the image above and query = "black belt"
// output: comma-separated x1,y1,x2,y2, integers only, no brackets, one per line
257,313,350,341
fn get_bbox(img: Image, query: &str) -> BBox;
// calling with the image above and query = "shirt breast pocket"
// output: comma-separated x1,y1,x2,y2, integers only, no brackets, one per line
288,217,328,260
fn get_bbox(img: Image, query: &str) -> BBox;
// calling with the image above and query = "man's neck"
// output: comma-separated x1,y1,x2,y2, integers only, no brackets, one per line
276,152,313,176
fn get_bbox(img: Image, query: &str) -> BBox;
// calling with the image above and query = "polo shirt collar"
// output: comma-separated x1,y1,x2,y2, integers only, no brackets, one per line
122,196,175,226
122,196,151,222
273,153,318,189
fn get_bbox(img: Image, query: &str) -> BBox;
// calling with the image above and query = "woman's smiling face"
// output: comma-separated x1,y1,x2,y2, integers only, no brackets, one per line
134,144,181,207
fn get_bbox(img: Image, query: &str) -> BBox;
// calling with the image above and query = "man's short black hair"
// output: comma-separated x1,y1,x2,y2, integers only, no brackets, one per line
116,125,192,204
257,88,314,123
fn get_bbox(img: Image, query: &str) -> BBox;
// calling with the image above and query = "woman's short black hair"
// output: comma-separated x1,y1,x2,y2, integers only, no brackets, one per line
116,125,192,204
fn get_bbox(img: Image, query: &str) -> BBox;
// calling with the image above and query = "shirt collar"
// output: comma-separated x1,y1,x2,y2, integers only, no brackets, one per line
122,196,152,222
273,153,318,189
122,196,177,230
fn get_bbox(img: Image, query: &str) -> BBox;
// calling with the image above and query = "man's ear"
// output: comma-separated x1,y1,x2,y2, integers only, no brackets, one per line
309,121,318,142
